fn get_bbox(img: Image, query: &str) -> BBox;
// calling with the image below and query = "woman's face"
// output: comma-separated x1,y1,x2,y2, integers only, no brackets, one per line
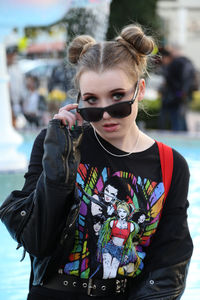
79,68,145,142
138,214,146,224
93,221,101,234
104,184,118,203
118,208,128,220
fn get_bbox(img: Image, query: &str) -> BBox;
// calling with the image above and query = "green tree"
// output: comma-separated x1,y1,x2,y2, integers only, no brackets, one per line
107,0,160,40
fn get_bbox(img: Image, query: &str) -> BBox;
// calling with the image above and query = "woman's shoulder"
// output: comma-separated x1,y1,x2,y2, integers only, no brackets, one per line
30,128,47,158
155,140,189,168
158,143,190,189
172,147,190,177
172,147,188,165
34,128,47,146
157,141,189,176
33,128,47,145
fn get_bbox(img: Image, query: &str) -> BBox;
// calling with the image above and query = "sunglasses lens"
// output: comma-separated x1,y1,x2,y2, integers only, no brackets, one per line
108,102,132,118
79,108,102,122
78,101,132,122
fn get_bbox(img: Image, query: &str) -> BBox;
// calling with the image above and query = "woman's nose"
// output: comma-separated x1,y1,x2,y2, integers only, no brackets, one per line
102,110,111,119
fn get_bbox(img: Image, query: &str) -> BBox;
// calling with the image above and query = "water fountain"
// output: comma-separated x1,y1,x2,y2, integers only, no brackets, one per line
0,42,27,172
0,0,70,172
0,0,110,172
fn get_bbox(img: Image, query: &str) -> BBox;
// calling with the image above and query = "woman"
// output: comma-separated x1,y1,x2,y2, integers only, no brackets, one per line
0,24,193,299
97,201,139,279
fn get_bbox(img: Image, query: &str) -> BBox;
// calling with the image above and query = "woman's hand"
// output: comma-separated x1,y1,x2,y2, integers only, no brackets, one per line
53,103,83,128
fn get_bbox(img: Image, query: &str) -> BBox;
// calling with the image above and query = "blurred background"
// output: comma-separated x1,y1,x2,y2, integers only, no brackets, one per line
2,0,200,133
0,0,200,299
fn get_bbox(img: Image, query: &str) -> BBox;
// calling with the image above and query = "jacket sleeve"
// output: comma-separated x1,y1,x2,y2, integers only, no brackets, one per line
128,149,193,299
145,149,193,269
0,119,81,258
0,129,46,243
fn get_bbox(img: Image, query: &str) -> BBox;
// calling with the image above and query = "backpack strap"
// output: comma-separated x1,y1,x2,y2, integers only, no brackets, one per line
156,141,173,201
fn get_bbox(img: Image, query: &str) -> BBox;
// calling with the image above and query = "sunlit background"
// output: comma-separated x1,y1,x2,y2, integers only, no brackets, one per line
0,0,200,299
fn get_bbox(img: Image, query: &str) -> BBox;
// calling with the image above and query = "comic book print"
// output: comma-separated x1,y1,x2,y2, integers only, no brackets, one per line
63,163,165,279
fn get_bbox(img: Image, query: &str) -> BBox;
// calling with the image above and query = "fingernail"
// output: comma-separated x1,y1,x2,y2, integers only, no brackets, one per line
71,125,74,130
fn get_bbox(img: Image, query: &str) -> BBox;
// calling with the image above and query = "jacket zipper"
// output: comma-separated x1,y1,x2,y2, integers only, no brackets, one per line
61,126,72,184
0,197,27,220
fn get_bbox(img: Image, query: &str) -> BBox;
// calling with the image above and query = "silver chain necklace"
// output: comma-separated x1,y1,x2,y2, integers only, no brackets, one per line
93,128,140,158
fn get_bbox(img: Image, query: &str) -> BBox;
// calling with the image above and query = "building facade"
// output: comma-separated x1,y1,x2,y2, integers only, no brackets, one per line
157,0,200,70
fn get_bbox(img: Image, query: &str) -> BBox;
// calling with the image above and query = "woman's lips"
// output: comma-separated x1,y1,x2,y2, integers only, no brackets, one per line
103,123,119,132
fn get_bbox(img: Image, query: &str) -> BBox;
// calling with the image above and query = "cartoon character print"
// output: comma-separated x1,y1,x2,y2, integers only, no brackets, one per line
82,176,132,219
97,201,140,279
63,164,165,279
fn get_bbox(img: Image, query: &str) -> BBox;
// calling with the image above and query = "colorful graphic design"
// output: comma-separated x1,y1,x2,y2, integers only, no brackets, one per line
63,164,165,279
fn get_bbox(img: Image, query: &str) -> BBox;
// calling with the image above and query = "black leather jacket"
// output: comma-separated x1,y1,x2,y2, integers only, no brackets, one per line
0,119,83,285
0,120,191,298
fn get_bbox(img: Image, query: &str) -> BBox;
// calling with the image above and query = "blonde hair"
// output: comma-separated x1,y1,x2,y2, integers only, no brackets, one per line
68,24,155,87
117,201,130,215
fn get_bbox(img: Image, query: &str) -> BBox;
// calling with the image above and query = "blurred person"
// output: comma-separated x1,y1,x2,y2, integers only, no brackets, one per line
47,62,76,116
48,62,76,107
48,63,67,93
159,46,197,131
48,62,75,94
23,75,47,127
6,45,25,127
1,24,193,300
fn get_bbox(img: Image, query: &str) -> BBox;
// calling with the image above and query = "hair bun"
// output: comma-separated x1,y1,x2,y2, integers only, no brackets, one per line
68,35,96,64
116,24,154,56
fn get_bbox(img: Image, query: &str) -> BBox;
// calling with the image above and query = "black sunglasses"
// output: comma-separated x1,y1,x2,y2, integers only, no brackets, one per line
77,81,139,122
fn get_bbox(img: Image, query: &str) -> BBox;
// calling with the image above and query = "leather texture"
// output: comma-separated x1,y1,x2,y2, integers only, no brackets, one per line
42,273,128,297
128,259,190,299
0,119,83,285
0,121,191,297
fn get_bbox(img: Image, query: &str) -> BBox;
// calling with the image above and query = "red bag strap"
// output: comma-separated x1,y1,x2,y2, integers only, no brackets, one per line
156,141,173,201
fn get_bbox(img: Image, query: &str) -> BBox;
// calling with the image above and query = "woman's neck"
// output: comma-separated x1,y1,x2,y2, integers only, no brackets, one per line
101,123,140,153
93,123,155,154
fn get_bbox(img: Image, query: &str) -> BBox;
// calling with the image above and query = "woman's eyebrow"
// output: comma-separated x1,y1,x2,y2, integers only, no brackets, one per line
82,88,127,97
110,88,126,93
82,92,96,96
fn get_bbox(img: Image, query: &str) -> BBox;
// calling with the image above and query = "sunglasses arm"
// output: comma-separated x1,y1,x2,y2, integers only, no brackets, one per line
133,80,140,100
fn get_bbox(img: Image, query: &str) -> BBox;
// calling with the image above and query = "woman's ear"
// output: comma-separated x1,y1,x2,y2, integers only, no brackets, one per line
137,79,145,101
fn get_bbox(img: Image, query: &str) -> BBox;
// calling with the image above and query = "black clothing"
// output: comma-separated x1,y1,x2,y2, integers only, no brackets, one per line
160,56,196,131
162,56,195,108
0,120,83,285
166,56,196,99
29,126,192,272
0,121,193,299
27,285,127,300
48,63,75,93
